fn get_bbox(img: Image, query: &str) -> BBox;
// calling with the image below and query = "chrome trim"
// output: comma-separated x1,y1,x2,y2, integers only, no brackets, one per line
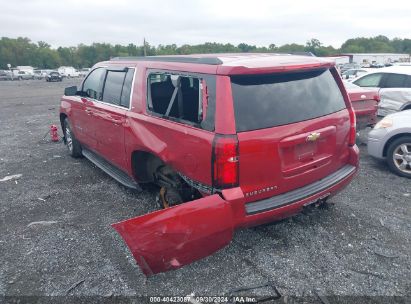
245,165,356,215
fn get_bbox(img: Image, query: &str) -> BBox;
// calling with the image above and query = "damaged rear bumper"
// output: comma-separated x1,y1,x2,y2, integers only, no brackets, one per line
113,154,358,276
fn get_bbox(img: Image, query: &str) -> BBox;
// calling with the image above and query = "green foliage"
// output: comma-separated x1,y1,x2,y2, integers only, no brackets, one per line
0,36,410,70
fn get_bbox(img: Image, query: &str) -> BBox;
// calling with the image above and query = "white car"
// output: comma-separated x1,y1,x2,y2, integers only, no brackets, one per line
341,68,370,80
352,66,411,116
368,110,411,178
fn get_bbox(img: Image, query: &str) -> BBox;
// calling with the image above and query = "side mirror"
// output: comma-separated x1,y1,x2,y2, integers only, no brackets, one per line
64,86,77,96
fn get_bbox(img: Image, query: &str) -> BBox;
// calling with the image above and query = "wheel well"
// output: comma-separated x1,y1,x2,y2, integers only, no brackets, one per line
59,113,67,129
59,113,67,142
131,151,164,182
383,133,410,157
401,104,411,111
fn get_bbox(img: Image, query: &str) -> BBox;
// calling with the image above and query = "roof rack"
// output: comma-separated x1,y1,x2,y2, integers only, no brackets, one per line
110,56,223,65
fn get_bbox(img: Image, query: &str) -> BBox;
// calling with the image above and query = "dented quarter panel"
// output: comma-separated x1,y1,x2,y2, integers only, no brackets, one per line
112,194,233,276
123,65,217,185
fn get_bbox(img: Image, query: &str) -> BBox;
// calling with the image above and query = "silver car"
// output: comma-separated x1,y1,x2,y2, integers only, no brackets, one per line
368,110,411,178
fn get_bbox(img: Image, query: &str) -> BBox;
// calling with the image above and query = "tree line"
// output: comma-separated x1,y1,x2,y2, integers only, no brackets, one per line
1,35,410,69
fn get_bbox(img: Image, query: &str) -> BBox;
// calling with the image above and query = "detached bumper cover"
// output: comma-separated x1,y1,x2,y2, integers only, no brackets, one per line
112,194,233,276
245,165,356,215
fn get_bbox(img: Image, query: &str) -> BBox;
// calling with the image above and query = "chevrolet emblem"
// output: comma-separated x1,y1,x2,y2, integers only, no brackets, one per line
306,132,321,142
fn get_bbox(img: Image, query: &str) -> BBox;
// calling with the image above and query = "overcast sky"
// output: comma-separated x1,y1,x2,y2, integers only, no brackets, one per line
1,0,410,48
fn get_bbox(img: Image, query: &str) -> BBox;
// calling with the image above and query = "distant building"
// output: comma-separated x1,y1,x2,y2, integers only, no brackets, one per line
339,53,411,65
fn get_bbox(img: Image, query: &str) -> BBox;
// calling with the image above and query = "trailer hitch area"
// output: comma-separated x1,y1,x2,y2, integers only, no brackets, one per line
112,194,234,276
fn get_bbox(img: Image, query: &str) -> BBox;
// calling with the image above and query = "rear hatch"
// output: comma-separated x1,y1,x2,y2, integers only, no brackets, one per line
231,68,352,204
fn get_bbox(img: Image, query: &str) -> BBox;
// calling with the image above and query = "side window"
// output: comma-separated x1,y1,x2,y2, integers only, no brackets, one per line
380,73,407,88
102,71,126,105
82,68,105,100
147,73,202,124
120,69,135,108
405,75,411,88
353,73,383,87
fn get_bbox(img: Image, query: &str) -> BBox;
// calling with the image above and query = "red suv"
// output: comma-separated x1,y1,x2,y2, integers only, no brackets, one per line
60,54,359,276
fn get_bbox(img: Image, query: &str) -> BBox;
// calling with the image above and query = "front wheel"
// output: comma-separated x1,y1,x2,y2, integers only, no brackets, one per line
387,136,411,178
63,118,82,158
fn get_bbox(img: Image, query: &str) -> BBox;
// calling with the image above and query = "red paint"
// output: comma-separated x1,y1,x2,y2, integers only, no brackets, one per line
60,54,359,276
347,88,379,127
112,195,233,276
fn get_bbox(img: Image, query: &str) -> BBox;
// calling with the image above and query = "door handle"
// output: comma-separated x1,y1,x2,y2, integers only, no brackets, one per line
85,109,93,116
110,118,124,125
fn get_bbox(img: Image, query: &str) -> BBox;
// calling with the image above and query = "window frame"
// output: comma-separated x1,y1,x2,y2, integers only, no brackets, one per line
146,70,204,128
80,66,136,111
81,67,107,101
353,72,384,87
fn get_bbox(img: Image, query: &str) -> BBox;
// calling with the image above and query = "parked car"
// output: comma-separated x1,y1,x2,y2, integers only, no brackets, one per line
341,68,369,80
0,70,8,80
46,71,63,82
352,66,411,116
368,110,411,178
340,63,361,74
60,54,359,276
78,68,91,77
12,70,34,80
33,69,52,79
344,81,379,128
58,66,79,78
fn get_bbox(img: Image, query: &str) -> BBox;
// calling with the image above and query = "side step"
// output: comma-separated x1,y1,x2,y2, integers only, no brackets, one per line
82,148,142,191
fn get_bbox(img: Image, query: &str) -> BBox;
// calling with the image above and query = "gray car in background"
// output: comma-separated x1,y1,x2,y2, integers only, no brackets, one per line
368,110,411,178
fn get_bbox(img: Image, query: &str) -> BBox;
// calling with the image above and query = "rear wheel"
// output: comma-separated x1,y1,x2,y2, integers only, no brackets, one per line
63,118,82,157
387,136,411,178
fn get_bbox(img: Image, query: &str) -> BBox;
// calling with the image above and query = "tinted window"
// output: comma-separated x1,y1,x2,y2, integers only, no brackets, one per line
82,68,105,100
231,69,346,132
102,71,126,105
381,73,407,88
120,69,135,108
353,73,383,87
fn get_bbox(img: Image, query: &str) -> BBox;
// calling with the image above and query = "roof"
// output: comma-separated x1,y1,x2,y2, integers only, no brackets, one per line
362,65,411,76
109,53,335,74
339,53,410,56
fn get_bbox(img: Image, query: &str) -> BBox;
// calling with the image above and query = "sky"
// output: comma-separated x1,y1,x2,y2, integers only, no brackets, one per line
1,0,411,48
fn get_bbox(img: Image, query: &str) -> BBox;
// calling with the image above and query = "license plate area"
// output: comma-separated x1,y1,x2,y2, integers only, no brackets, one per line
295,141,317,161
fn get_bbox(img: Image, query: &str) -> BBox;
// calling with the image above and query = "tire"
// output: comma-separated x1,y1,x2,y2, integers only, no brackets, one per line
386,136,411,178
18,76,22,81
63,118,82,158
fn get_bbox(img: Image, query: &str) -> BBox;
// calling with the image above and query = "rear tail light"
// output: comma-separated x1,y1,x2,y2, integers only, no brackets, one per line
212,134,239,189
348,105,356,146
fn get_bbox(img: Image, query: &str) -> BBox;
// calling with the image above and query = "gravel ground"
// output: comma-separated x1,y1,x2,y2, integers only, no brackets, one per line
0,80,410,303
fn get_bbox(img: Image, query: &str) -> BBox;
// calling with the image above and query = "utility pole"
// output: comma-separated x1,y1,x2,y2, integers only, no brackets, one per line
143,38,147,57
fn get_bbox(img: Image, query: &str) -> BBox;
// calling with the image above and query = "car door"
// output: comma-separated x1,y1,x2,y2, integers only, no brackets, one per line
91,68,135,170
70,67,106,149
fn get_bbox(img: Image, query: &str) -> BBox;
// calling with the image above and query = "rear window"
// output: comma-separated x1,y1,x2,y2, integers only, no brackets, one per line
231,69,346,132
